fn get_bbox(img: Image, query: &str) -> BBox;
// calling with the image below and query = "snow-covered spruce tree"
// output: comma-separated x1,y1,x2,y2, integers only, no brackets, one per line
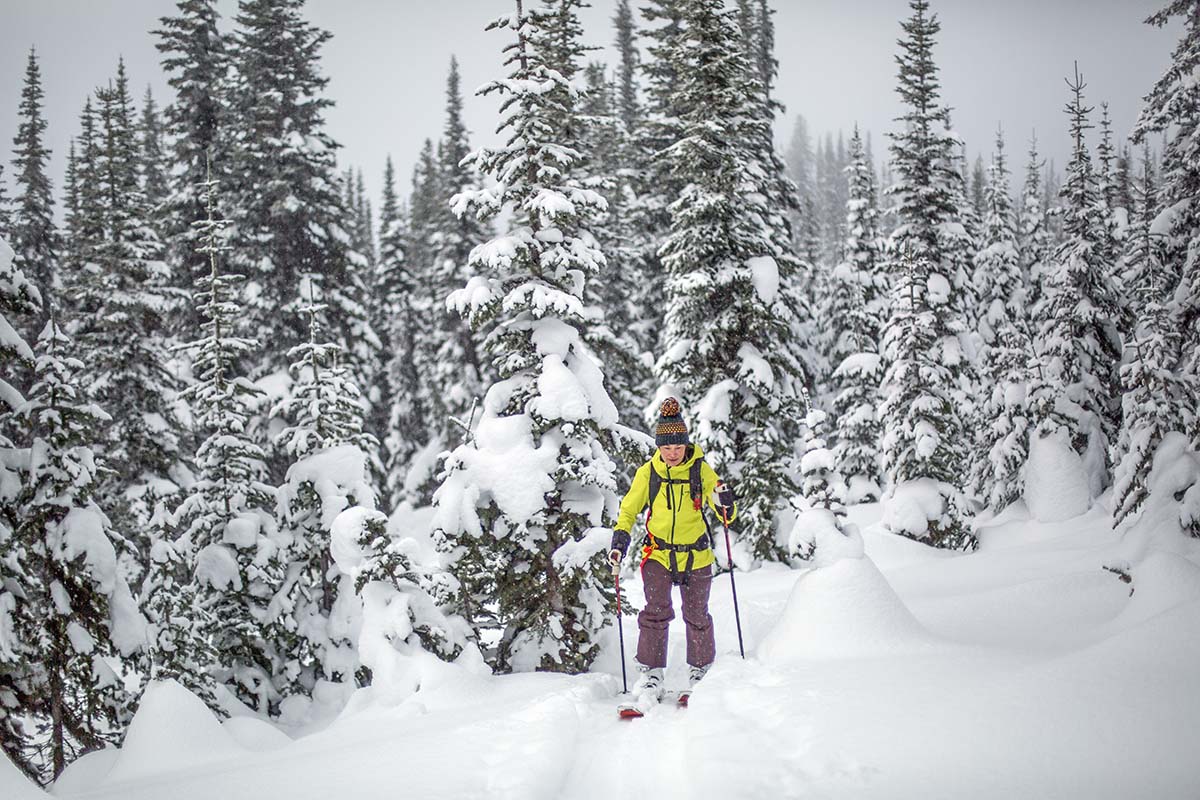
138,88,170,235
879,0,975,546
967,130,1037,513
416,57,490,461
1018,135,1053,310
73,62,185,542
433,2,625,673
10,48,57,312
614,0,640,133
829,127,885,502
376,158,426,507
163,170,278,714
1031,66,1124,496
791,407,848,558
629,0,686,353
331,507,473,693
61,100,104,286
226,0,374,393
14,316,146,782
270,286,380,705
1111,145,1191,526
653,0,808,562
576,61,653,435
879,246,974,548
0,163,10,232
154,0,231,332
0,233,40,784
1132,1,1200,537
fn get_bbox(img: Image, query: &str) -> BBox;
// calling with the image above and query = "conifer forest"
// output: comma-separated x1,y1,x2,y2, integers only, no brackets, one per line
1,1,1199,796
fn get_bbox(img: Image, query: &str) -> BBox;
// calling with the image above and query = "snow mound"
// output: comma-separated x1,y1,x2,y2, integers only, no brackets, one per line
222,716,293,752
758,556,935,663
105,680,246,783
52,747,119,795
1023,430,1091,522
0,750,45,799
1112,550,1200,630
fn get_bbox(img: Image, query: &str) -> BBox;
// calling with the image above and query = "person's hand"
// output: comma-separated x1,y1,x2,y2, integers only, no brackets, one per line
715,482,735,512
609,529,631,571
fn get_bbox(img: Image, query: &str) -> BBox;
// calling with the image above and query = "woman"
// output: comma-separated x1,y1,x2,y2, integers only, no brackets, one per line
608,397,736,703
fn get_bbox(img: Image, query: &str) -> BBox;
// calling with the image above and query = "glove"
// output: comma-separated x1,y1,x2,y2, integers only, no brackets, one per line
609,529,631,562
715,483,735,514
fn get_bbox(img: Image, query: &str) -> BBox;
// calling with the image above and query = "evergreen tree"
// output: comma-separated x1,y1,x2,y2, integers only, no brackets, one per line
10,48,57,308
613,0,640,133
420,56,490,455
271,288,379,702
74,62,185,540
165,168,278,713
1112,145,1191,526
576,61,652,433
154,0,230,331
829,127,885,502
1133,1,1200,538
654,0,807,562
967,130,1037,512
0,233,40,784
138,87,170,230
970,153,987,226
1018,135,1053,310
880,0,975,546
13,315,146,782
227,0,373,391
376,158,426,506
434,2,626,673
62,100,104,281
1032,66,1124,495
879,247,974,548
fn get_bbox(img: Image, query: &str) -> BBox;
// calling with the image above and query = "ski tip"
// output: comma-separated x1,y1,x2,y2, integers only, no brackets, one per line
618,707,644,719
677,693,690,707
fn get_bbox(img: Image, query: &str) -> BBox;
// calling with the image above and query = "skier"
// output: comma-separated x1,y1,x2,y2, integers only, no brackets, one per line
609,397,736,710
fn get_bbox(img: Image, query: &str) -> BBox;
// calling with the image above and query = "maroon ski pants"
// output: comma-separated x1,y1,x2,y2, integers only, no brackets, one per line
636,560,715,669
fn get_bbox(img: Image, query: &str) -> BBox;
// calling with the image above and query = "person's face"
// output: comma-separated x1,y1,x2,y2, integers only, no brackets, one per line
660,444,686,467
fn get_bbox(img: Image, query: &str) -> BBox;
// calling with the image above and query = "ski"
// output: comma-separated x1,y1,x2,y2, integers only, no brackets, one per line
617,704,644,719
676,691,690,708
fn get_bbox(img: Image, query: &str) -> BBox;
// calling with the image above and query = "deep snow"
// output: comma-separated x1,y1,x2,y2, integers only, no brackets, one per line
12,501,1200,800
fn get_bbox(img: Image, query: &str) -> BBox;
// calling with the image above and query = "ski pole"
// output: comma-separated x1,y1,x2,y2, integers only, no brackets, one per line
721,507,746,659
613,561,629,693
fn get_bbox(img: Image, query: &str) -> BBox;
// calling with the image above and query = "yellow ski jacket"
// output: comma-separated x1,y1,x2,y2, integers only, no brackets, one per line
614,444,737,573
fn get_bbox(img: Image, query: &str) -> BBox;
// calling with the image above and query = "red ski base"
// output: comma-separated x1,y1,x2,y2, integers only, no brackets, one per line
618,707,643,719
677,692,690,707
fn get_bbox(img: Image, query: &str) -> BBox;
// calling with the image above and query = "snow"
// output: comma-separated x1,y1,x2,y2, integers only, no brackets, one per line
1,749,46,800
48,495,1200,799
105,680,248,783
1023,429,1092,522
760,556,935,662
746,255,779,303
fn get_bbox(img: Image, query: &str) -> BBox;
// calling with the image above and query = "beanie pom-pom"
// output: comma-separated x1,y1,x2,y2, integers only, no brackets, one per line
660,396,681,417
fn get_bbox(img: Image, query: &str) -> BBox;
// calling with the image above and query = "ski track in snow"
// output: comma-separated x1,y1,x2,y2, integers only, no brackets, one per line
34,505,1200,800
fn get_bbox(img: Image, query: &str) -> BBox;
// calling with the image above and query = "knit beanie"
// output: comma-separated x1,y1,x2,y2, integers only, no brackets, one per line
654,397,690,446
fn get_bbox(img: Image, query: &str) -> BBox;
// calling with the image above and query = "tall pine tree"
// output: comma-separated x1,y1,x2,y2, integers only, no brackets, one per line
434,1,626,673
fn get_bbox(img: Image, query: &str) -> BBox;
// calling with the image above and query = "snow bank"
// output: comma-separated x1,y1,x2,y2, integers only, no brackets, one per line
1111,550,1200,630
758,555,935,662
0,750,45,799
221,716,293,752
105,680,246,783
52,748,119,794
1023,430,1091,522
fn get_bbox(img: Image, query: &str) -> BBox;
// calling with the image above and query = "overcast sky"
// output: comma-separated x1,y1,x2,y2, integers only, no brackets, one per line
0,0,1181,217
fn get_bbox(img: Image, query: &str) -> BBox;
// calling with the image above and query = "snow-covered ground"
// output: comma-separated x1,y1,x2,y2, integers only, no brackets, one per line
10,501,1200,800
